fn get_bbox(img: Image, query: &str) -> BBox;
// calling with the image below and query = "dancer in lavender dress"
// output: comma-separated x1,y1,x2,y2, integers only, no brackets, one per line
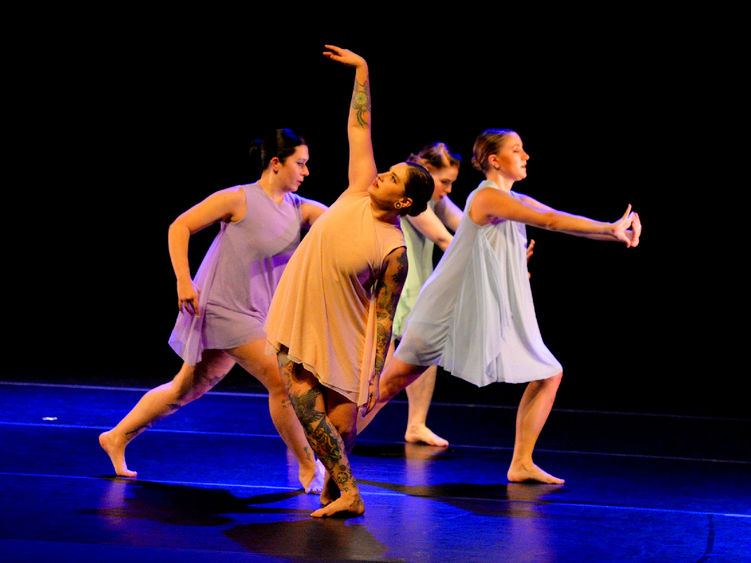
99,129,327,493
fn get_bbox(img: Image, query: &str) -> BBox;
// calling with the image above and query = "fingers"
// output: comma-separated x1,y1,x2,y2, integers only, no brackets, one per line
178,297,200,317
323,44,364,68
621,204,632,221
323,44,346,61
629,212,642,247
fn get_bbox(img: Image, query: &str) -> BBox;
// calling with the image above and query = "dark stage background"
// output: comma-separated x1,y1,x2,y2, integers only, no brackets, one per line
8,23,744,418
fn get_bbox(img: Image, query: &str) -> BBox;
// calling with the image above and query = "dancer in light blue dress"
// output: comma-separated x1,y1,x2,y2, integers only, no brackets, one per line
358,129,641,484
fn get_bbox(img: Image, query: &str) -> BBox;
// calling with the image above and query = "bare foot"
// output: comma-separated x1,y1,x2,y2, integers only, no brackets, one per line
507,460,564,484
301,459,326,494
319,472,340,506
98,431,137,478
311,492,364,518
405,424,449,447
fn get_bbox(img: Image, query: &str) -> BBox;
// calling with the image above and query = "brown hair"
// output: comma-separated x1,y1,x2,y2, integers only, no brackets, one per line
407,142,461,172
471,129,516,173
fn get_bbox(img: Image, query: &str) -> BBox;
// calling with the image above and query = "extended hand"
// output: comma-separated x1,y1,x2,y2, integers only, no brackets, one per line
323,44,367,69
612,205,642,248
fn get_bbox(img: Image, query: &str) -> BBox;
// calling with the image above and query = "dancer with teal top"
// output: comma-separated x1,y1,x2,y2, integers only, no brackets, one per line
359,128,641,484
391,142,462,447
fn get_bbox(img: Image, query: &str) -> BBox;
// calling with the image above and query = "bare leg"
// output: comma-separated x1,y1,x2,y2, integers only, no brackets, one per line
228,340,324,494
99,349,233,477
404,365,448,447
278,351,363,518
357,356,429,435
507,372,564,484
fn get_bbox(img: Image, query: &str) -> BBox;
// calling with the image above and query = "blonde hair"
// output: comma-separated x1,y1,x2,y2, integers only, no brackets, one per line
407,142,461,172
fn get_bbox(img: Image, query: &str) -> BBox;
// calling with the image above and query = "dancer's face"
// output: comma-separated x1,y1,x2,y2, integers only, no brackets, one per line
430,165,459,201
275,145,310,191
369,163,412,212
492,133,529,181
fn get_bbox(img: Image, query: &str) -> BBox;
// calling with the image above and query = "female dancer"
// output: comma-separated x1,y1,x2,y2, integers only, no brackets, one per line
264,46,434,517
393,142,463,447
359,128,641,484
99,129,327,493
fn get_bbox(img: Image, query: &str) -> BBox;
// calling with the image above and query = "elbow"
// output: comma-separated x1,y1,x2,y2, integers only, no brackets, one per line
541,212,563,232
436,235,452,251
168,218,191,239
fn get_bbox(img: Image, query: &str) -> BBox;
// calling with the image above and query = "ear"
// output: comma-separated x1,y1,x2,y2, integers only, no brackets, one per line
398,197,413,210
487,154,501,170
270,156,281,172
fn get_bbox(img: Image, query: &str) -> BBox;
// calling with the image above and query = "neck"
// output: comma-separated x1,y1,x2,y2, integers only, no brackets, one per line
484,169,514,192
369,199,402,225
257,170,287,204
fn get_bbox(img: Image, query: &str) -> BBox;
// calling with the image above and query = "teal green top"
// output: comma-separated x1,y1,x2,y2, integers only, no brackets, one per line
392,200,436,339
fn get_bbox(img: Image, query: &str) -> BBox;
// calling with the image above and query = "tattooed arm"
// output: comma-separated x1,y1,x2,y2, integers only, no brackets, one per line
323,45,377,193
361,246,409,416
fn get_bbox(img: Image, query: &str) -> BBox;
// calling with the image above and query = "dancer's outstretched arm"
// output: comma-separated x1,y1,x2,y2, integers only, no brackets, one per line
471,187,641,247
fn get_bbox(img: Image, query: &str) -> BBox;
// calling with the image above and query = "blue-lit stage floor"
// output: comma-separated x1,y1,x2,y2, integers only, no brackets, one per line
1,380,749,561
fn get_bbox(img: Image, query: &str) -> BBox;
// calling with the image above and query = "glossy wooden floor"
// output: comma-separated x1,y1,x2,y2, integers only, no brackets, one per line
1,379,749,561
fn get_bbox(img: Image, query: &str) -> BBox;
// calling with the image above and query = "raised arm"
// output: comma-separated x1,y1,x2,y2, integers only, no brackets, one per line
168,187,246,316
323,45,377,192
470,187,641,247
362,246,409,416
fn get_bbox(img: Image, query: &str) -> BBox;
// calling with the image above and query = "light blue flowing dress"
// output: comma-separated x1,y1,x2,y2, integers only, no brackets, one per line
395,180,562,386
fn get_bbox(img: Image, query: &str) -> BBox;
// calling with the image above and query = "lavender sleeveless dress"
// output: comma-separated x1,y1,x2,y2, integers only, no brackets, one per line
169,183,303,365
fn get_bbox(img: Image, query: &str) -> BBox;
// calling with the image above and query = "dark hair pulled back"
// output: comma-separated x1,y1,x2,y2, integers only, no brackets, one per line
402,162,434,217
249,128,306,171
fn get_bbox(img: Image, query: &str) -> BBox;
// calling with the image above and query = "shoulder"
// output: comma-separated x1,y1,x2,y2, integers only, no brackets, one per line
206,185,248,209
384,246,408,279
285,190,304,205
219,184,250,204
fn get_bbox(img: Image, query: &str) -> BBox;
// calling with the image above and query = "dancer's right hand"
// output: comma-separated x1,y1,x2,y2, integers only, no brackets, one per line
610,204,642,248
177,278,200,316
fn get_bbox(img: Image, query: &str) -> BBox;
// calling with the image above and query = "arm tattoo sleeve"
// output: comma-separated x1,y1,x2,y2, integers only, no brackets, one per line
351,78,371,129
373,248,408,374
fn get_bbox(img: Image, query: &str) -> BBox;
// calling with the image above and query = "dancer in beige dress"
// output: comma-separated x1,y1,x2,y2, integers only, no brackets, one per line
265,46,434,517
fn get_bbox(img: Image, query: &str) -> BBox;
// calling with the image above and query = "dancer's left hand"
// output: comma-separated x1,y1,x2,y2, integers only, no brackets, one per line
323,45,367,69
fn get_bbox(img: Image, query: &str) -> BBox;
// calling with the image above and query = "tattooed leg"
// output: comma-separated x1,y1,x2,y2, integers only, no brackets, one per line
278,351,364,517
99,350,233,477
